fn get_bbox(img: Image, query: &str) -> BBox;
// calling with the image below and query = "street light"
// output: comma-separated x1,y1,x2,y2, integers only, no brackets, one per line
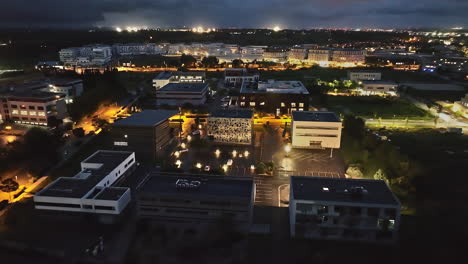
175,160,182,168
222,164,228,172
181,142,186,149
250,165,255,171
174,151,180,158
215,149,221,158
187,135,192,142
196,163,202,169
285,144,291,157
244,150,249,158
232,150,237,158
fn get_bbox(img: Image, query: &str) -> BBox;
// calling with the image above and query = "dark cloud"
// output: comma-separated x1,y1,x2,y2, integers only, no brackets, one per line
0,0,466,28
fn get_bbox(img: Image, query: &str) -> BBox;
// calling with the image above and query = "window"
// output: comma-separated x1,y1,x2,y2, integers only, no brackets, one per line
37,106,44,110
11,110,19,115
29,111,37,116
83,205,93,209
20,110,28,115
114,141,128,146
35,202,81,208
20,105,26,109
249,102,256,107
281,102,285,107
11,105,17,108
29,106,35,110
38,112,46,116
291,102,296,107
260,102,265,105
299,103,304,107
95,206,115,211
240,102,245,106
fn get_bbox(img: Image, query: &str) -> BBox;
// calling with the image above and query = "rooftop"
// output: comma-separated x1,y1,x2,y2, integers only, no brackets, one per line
94,187,129,201
210,109,253,119
241,80,309,95
0,90,65,101
154,71,206,80
37,151,133,199
139,173,253,201
291,176,400,206
292,111,340,122
158,83,209,93
113,110,178,127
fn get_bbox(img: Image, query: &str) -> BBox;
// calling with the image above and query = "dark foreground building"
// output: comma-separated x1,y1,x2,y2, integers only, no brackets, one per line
137,173,255,232
111,110,177,161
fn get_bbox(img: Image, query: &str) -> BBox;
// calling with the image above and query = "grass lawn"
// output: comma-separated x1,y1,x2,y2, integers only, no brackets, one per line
328,95,433,119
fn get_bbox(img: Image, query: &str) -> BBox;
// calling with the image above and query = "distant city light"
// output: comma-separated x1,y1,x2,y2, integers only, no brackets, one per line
273,26,281,32
196,162,202,169
115,27,122,32
215,149,221,158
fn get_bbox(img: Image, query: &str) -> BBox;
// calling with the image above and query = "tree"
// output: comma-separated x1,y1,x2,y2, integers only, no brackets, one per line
73,127,85,138
180,54,197,68
343,115,365,140
0,178,19,201
201,56,219,68
232,59,243,68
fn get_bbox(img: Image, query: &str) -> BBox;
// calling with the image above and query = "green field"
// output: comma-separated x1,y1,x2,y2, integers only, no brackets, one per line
328,95,433,119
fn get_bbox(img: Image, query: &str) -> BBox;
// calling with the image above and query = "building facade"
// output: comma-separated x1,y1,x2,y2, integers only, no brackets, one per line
348,71,382,81
360,81,398,96
239,80,309,116
207,109,253,145
156,83,209,106
153,71,206,90
0,91,68,126
34,150,135,215
137,174,255,232
291,111,342,149
289,176,401,243
224,68,260,87
111,110,177,161
330,49,367,66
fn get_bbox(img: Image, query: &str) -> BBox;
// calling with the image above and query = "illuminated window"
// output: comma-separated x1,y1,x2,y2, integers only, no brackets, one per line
38,112,46,116
260,102,265,105
281,102,285,107
29,111,37,116
114,141,128,146
291,102,296,107
299,103,304,107
249,102,256,107
11,110,19,115
240,102,245,106
20,110,28,115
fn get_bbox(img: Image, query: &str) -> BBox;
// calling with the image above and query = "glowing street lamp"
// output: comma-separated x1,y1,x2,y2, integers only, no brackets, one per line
222,164,228,172
187,135,192,142
196,163,202,169
181,142,186,149
232,150,237,158
244,150,250,158
215,149,221,158
174,151,180,158
250,165,255,171
175,160,182,168
285,144,291,157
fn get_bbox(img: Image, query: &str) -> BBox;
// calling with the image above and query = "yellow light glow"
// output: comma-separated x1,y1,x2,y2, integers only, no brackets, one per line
196,163,202,169
181,143,186,149
273,26,281,32
232,150,237,158
115,27,122,32
215,149,221,157
222,164,228,172
244,150,249,157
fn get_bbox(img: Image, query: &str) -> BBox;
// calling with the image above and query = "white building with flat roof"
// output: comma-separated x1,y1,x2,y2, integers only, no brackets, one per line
291,111,342,149
290,176,401,243
152,71,206,90
360,81,398,96
348,71,382,81
34,150,136,215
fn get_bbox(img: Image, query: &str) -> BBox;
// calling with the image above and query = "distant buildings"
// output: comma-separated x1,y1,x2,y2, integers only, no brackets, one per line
330,49,367,66
263,47,288,62
239,80,309,115
287,46,367,67
347,71,382,81
0,91,68,126
59,45,112,66
207,109,253,145
289,176,401,243
360,81,398,96
113,43,164,56
224,68,260,87
34,150,135,216
156,83,209,106
152,71,206,90
137,173,255,232
111,110,178,161
291,111,342,149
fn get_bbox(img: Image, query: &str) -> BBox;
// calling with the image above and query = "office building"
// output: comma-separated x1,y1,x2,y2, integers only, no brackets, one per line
289,176,401,243
360,81,398,96
207,109,253,145
307,48,331,65
224,68,260,87
263,47,288,62
291,111,342,149
288,47,308,63
239,80,309,115
348,71,382,81
113,43,163,56
34,150,135,215
153,71,206,90
330,49,367,66
42,78,83,103
0,91,68,126
137,173,255,232
156,83,209,106
59,47,80,65
111,110,178,161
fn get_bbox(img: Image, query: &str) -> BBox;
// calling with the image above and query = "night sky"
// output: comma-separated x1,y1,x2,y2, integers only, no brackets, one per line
1,0,467,29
